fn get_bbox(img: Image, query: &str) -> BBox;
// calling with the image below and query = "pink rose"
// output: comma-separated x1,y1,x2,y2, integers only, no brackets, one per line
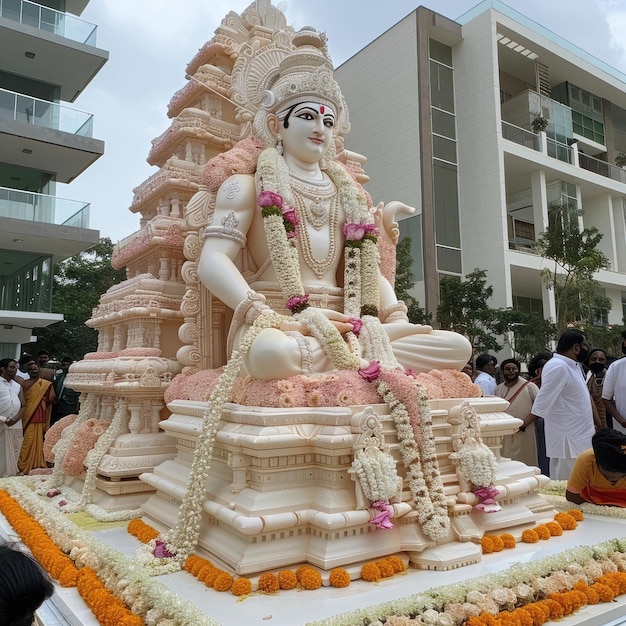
58,500,67,507
286,294,309,312
359,360,381,381
348,317,362,337
343,222,367,241
282,207,298,226
258,190,283,209
154,539,175,558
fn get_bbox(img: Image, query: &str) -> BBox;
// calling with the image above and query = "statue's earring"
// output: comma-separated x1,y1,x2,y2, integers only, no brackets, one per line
276,134,283,156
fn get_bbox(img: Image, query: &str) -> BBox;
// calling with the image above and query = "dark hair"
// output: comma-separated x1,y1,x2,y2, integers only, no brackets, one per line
36,349,49,357
0,543,53,626
18,353,32,367
0,358,16,370
592,428,626,474
500,358,520,371
475,354,496,371
556,330,586,354
528,350,552,378
585,347,607,364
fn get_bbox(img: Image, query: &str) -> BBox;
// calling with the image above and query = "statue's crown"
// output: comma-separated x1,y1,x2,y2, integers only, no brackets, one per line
261,29,344,117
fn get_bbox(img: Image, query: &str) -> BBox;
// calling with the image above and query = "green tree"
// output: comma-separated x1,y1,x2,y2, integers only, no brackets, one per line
492,308,556,364
25,238,126,360
394,236,431,324
437,269,501,353
536,201,610,333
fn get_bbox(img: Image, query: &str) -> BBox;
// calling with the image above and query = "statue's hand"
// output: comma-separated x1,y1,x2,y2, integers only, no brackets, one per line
384,321,433,341
285,308,355,336
373,201,416,246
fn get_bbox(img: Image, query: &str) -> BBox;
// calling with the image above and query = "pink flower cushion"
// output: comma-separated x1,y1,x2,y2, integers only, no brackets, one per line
43,414,78,463
62,418,110,477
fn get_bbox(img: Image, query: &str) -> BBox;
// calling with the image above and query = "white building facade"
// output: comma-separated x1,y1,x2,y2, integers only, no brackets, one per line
336,0,626,338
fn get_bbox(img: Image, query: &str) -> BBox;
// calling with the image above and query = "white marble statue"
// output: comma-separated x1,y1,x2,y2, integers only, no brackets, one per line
197,41,471,380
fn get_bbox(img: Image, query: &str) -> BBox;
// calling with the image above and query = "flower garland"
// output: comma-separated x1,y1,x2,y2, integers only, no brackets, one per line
140,309,287,572
0,479,219,626
377,372,450,541
36,392,97,493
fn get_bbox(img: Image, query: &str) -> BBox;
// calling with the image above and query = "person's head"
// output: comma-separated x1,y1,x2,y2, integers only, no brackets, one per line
0,358,17,381
592,428,626,484
36,349,49,368
18,353,32,372
0,542,53,626
586,347,608,375
475,354,497,375
60,356,73,371
528,350,552,379
500,358,521,382
26,360,39,379
556,330,589,362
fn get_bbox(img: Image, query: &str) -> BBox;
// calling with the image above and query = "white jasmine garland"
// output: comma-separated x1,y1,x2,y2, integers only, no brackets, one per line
455,438,498,489
352,445,398,503
359,315,398,367
377,380,450,541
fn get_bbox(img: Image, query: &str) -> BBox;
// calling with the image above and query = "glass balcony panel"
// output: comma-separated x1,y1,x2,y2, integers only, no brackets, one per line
0,0,98,45
0,88,94,136
0,186,90,227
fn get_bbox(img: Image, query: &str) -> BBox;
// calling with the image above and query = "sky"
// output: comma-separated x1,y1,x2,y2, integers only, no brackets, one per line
62,0,626,243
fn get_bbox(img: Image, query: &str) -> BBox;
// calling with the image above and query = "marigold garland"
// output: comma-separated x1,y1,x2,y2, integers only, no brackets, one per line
361,562,381,582
521,529,539,544
127,518,159,543
231,577,252,596
375,559,395,578
258,572,280,593
213,572,234,592
567,508,584,522
300,568,323,590
555,511,578,530
77,567,142,626
535,525,551,540
329,568,351,588
545,521,563,536
278,570,298,590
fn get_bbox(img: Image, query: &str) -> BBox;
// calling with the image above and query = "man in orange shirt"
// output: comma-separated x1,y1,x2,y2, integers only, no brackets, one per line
566,428,626,507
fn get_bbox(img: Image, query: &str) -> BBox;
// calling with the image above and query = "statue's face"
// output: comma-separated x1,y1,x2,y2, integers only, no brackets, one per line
280,102,335,164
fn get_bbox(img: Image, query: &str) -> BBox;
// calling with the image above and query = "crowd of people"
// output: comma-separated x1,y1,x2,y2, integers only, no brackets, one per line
467,329,626,505
0,351,80,478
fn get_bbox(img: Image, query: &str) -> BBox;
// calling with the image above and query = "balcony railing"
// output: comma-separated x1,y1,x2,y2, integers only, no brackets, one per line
502,121,626,186
579,153,626,184
0,0,97,45
0,87,94,136
0,186,90,228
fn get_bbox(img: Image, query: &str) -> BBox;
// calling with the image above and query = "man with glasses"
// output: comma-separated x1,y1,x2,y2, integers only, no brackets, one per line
529,330,596,480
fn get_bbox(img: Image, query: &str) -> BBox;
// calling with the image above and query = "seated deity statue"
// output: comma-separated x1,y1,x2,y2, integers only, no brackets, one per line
198,47,471,380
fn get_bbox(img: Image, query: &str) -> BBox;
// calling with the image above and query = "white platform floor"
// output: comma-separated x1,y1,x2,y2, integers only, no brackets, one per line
2,510,626,626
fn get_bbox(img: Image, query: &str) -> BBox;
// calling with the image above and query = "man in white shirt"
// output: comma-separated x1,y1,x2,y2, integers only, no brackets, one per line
530,330,595,480
474,354,497,396
0,358,25,476
602,356,626,431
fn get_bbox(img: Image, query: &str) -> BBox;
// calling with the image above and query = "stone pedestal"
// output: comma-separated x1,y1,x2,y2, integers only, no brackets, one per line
140,395,552,576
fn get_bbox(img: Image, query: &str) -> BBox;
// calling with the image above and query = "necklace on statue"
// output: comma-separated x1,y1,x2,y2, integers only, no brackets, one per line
290,176,339,278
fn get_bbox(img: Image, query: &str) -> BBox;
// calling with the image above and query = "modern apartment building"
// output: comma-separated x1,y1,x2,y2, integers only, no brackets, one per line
336,0,626,340
0,0,106,357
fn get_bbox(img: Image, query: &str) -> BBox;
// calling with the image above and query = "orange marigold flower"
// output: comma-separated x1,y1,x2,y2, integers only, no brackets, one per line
550,591,573,615
258,573,280,593
554,512,577,530
214,572,234,592
481,536,494,553
597,573,622,595
58,566,79,587
535,525,551,540
203,567,222,588
361,562,381,582
278,570,298,590
567,508,584,521
522,602,549,625
512,607,534,626
295,565,314,583
591,581,615,602
522,529,539,543
490,535,505,552
500,533,516,549
545,521,563,536
375,559,395,578
386,556,406,573
231,577,252,596
542,598,565,620
300,568,322,590
329,568,350,588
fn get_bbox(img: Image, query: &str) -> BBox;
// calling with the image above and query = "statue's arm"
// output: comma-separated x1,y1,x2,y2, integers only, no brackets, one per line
197,174,257,311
